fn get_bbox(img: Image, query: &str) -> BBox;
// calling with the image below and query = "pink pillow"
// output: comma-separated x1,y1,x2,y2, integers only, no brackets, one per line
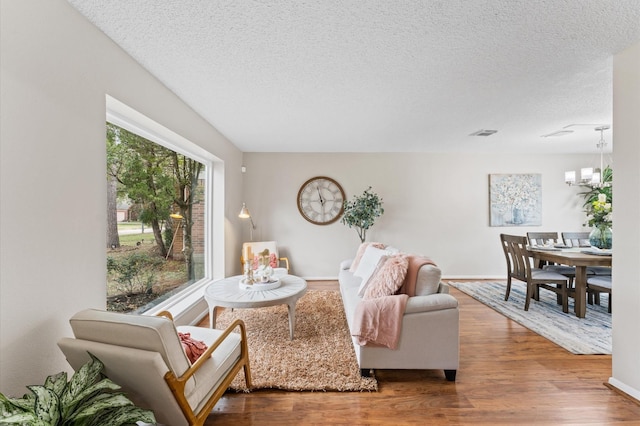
349,242,385,272
179,332,208,363
252,253,278,269
363,254,409,300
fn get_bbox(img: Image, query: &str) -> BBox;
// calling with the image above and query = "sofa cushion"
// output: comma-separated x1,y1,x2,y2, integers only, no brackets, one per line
415,264,443,296
399,256,438,296
356,253,384,297
354,245,389,282
349,242,385,272
363,254,409,299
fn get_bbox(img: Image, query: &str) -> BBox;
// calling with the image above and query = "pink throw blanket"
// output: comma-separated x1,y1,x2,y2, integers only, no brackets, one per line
351,294,409,350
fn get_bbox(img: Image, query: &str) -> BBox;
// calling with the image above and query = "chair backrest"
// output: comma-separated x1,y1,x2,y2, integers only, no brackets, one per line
562,232,591,247
68,308,191,377
526,232,560,247
242,241,279,260
500,234,532,282
58,309,194,426
241,241,289,271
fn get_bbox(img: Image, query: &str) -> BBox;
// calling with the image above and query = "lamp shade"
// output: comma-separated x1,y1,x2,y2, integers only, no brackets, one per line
564,171,576,184
239,203,251,219
581,167,593,183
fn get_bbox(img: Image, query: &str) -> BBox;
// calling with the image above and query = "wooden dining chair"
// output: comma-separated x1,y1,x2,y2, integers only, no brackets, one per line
561,232,591,248
562,231,612,276
587,275,612,313
500,234,572,313
526,232,577,282
526,231,561,247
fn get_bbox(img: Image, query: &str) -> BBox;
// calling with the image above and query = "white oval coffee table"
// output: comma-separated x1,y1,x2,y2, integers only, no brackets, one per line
204,274,308,340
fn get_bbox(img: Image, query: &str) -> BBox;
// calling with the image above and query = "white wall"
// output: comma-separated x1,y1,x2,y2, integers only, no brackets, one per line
611,41,640,400
0,0,244,395
242,152,597,278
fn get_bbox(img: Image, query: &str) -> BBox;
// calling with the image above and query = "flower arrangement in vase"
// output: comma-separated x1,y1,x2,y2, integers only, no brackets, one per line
585,193,612,249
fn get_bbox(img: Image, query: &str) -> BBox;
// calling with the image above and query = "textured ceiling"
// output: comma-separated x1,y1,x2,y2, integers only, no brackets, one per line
66,1,640,153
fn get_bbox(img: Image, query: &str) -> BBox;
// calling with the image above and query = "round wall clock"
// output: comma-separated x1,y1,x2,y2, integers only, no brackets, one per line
297,176,346,225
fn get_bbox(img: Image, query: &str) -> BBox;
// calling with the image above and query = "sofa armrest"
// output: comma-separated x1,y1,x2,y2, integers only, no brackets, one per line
438,282,450,294
405,293,458,314
340,259,353,271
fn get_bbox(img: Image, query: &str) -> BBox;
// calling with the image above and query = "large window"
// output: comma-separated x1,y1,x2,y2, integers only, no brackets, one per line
105,96,218,314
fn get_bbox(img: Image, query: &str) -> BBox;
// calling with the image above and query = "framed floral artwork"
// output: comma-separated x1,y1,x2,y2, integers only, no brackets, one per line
489,174,542,226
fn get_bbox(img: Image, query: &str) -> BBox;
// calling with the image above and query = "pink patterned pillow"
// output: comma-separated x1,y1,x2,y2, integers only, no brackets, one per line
252,253,278,269
349,242,385,272
363,254,409,300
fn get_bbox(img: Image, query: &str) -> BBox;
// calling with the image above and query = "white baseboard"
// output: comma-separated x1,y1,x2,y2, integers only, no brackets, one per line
299,275,506,281
608,377,640,402
301,276,339,280
442,275,505,280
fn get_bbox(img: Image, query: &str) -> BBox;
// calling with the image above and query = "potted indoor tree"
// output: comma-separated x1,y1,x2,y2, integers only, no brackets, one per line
340,186,384,243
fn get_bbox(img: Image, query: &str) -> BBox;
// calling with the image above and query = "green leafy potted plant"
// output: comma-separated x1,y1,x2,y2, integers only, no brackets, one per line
340,186,384,243
0,353,155,425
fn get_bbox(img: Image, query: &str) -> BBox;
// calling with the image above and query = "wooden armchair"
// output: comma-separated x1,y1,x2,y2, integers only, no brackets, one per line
58,309,251,426
240,241,290,274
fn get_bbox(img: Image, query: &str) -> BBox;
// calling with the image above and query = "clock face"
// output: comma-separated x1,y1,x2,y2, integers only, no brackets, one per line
297,176,346,225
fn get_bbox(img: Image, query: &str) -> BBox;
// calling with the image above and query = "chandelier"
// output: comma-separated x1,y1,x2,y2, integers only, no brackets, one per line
565,125,611,188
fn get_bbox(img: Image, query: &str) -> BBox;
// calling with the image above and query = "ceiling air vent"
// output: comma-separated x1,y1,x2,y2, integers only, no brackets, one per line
469,129,498,137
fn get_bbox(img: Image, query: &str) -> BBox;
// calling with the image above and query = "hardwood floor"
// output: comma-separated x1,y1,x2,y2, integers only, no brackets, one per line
203,280,640,425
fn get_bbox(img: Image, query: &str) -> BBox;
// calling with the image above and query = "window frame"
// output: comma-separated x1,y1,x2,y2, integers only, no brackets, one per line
106,95,224,322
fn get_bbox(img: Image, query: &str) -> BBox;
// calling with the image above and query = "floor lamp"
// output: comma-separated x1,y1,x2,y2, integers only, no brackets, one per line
166,213,183,259
239,203,256,241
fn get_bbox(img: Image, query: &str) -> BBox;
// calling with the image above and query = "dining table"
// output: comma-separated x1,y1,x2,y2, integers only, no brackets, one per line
529,247,612,318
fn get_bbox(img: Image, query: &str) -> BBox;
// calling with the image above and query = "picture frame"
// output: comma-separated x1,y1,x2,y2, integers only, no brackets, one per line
489,173,542,227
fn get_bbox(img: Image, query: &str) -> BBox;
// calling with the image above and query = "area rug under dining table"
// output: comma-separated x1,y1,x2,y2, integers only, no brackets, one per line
449,281,611,354
214,289,378,392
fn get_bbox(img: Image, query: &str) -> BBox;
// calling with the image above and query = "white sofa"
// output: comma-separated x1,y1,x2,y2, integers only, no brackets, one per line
338,253,459,381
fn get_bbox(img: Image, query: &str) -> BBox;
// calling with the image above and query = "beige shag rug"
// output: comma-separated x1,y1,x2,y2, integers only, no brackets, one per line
214,290,378,392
